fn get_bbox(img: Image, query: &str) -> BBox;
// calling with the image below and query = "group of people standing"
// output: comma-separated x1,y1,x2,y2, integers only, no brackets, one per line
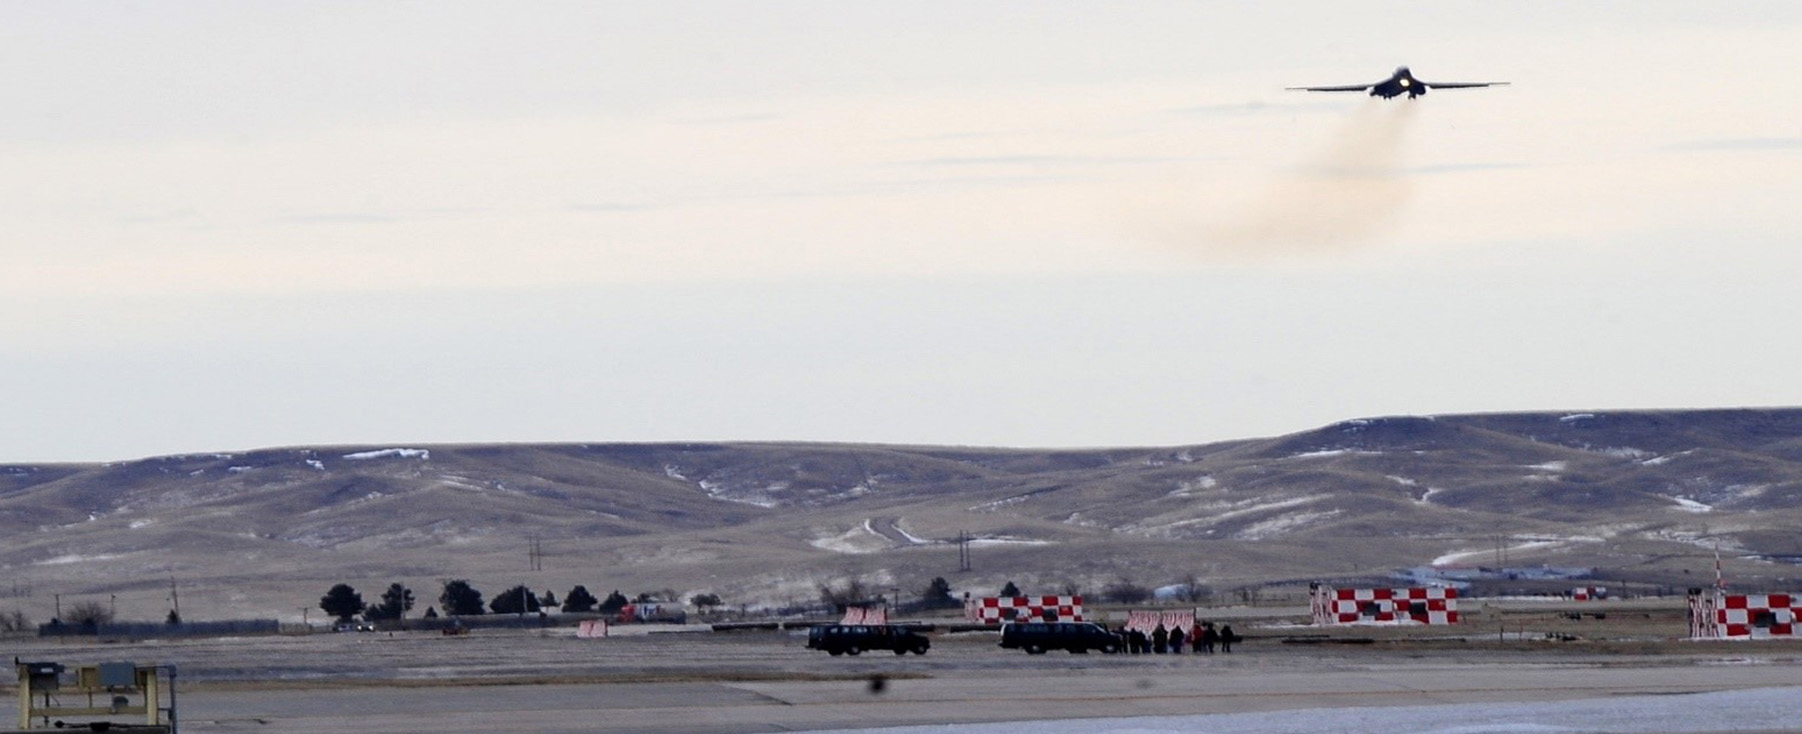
1119,621,1235,654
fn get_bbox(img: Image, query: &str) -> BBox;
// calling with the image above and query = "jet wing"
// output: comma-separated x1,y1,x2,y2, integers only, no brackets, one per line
1422,81,1509,89
1285,83,1374,92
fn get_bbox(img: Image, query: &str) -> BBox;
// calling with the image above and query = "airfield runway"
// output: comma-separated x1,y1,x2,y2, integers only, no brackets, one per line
8,627,1802,733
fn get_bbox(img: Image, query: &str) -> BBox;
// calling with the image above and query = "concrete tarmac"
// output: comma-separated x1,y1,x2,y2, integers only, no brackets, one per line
10,627,1802,733
149,662,1802,733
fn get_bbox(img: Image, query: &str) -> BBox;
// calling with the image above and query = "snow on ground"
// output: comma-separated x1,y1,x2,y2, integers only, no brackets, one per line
1235,509,1341,540
1672,497,1714,513
808,520,891,554
967,537,1053,547
1288,449,1380,459
35,553,121,565
698,480,782,508
795,686,1802,734
342,448,429,460
1166,475,1218,497
1431,537,1597,566
892,520,934,545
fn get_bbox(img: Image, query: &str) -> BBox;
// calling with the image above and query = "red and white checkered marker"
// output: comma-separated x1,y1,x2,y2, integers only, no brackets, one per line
1312,585,1459,625
963,595,1084,624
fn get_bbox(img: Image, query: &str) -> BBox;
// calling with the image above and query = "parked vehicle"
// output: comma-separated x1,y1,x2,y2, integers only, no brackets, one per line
807,624,931,656
999,621,1122,654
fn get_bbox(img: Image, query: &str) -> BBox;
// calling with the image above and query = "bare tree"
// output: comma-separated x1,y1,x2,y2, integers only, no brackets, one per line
817,579,872,607
1102,579,1151,604
1177,574,1212,603
0,609,29,632
66,600,113,627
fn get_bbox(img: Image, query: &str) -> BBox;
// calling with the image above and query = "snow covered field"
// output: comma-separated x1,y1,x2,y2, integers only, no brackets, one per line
799,686,1802,734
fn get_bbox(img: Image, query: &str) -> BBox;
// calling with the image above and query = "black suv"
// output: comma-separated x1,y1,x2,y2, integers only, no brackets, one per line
999,621,1121,654
807,624,931,656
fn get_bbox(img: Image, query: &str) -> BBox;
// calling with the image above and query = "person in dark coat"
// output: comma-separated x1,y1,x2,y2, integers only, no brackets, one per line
1129,628,1146,654
1169,626,1185,654
1199,622,1218,654
1151,623,1168,653
1219,624,1236,653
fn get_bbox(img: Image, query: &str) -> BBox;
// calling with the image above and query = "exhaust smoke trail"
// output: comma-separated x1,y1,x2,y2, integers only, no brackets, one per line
1202,100,1419,257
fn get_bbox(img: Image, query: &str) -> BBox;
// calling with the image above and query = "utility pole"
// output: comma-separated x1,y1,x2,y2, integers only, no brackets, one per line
957,531,972,573
168,575,181,621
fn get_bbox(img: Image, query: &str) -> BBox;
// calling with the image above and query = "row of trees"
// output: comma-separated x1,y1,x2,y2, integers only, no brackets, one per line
817,575,1223,610
318,581,719,623
321,573,1234,623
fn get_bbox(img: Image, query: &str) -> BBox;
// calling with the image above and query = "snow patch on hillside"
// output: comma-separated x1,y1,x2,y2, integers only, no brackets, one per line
1131,495,1329,536
969,494,1032,512
892,520,934,545
343,448,429,461
809,520,891,554
36,553,121,566
306,459,326,471
968,537,1053,547
1672,497,1714,513
698,479,782,508
1432,537,1600,566
663,465,687,481
1289,449,1381,460
1167,475,1219,497
1236,509,1341,539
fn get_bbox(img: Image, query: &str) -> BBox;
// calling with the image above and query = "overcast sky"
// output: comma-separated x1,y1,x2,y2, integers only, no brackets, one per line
5,2,1801,463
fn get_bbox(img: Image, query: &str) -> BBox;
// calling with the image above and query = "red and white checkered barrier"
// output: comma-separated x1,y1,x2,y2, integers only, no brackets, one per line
1125,609,1196,634
1690,590,1802,639
964,595,1084,624
841,605,888,625
1312,585,1458,625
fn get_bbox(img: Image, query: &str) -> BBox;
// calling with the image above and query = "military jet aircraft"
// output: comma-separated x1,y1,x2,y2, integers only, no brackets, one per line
1288,66,1508,99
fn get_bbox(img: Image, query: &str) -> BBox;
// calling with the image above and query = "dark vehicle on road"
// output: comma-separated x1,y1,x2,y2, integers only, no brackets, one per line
999,621,1122,654
807,624,931,656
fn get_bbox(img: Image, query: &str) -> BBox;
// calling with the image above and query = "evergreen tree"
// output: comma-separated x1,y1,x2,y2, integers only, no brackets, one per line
490,585,542,615
439,579,485,616
539,590,558,609
999,580,1021,598
689,592,722,611
320,583,366,622
921,577,956,607
563,585,599,613
421,606,439,619
598,589,630,613
367,582,416,621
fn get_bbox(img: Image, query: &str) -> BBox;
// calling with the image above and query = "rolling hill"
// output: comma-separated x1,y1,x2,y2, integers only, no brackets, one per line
4,408,1802,622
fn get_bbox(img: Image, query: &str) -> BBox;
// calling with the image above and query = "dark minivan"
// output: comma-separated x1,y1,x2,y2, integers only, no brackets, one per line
807,624,931,656
998,621,1121,654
